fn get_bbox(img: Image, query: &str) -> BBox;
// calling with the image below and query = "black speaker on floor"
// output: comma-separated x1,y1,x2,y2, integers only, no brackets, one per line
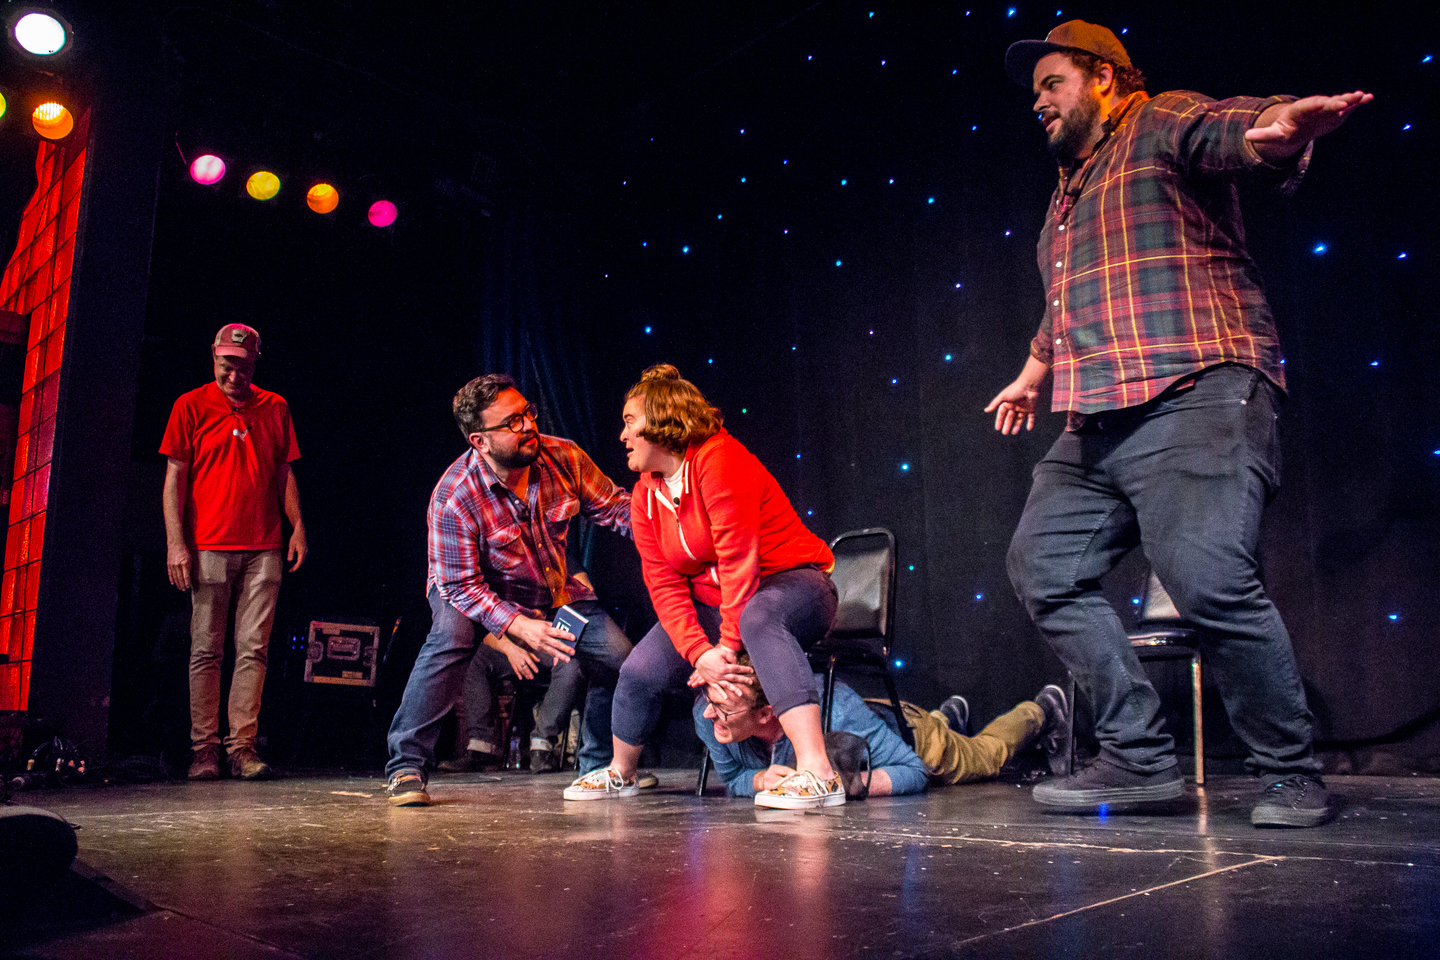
0,805,78,909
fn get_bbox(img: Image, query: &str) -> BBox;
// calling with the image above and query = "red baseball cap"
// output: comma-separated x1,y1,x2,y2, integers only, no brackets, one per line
1005,20,1132,86
212,323,261,360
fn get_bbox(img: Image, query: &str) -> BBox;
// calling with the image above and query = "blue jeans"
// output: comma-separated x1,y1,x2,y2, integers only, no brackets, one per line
386,588,633,780
611,566,837,747
1006,364,1319,776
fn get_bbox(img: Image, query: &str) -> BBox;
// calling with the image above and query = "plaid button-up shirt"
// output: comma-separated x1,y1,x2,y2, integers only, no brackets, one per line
426,436,630,638
1030,90,1306,423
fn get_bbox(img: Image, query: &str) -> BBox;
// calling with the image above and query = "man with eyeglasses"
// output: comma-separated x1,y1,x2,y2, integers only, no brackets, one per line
386,374,636,806
695,655,1071,798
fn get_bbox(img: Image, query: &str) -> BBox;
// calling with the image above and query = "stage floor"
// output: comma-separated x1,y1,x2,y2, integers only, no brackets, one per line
6,769,1440,958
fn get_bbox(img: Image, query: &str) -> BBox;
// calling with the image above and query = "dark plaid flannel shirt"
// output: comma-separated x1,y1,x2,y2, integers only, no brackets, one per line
426,436,630,637
1030,90,1308,426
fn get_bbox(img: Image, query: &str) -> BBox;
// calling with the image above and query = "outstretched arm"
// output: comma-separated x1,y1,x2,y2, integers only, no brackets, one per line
984,355,1051,435
1246,91,1373,162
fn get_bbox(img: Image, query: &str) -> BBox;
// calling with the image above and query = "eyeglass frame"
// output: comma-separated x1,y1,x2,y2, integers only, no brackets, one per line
703,691,756,722
476,403,539,434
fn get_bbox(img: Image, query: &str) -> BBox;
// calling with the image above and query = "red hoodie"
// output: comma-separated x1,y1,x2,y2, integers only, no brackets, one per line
632,429,833,663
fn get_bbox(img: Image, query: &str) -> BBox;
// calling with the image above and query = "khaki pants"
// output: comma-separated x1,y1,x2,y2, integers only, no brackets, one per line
902,700,1044,785
189,549,282,751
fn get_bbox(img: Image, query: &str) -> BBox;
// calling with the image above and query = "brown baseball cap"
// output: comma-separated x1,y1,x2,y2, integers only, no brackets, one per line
212,323,261,360
1005,20,1131,86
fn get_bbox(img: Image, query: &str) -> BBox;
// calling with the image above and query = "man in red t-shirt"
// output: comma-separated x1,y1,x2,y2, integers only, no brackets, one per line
160,324,306,781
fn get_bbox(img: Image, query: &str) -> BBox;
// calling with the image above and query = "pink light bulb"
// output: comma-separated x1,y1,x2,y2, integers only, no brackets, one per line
190,154,226,185
368,200,397,227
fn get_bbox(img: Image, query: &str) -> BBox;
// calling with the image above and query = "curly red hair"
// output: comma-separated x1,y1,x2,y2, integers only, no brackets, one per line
625,364,722,455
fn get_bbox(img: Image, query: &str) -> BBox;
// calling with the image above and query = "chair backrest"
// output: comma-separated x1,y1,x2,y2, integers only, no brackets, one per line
826,528,896,645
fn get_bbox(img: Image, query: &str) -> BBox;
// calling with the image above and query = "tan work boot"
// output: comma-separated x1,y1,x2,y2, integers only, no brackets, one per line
188,744,221,781
228,745,273,780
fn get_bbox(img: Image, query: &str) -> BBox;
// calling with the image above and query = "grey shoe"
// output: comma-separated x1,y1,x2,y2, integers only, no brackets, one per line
1034,684,1072,776
387,771,432,807
188,744,221,781
938,696,970,737
1252,773,1334,828
1033,757,1183,809
228,746,273,781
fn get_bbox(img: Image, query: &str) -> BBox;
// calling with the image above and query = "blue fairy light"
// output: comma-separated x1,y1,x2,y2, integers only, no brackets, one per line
739,128,745,134
889,178,895,184
1370,360,1380,367
641,241,648,247
894,659,904,669
740,176,747,183
835,259,843,266
791,345,797,350
1312,243,1328,254
880,59,887,66
716,214,722,220
927,196,935,204
1007,7,1016,16
1388,613,1400,622
707,358,714,364
1131,597,1142,606
682,245,690,254
954,282,962,288
796,453,802,459
806,509,814,516
891,378,899,384
907,564,915,571
644,326,652,334
971,125,978,131
900,462,910,471
944,353,953,361
841,178,848,185
1005,230,1012,236
1398,252,1408,259
1403,124,1412,131
975,593,984,601
1423,55,1433,63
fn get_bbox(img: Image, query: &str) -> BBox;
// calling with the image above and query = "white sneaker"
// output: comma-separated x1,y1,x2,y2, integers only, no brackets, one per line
563,767,639,801
754,770,846,809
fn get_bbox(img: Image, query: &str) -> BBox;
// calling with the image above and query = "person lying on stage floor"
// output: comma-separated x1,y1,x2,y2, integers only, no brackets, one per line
695,656,1071,797
564,364,845,809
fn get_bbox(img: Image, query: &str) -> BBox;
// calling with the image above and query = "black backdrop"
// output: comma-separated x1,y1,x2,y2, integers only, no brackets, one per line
43,0,1431,769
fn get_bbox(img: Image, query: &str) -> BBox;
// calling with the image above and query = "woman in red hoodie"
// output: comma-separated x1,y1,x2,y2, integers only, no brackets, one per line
564,365,843,808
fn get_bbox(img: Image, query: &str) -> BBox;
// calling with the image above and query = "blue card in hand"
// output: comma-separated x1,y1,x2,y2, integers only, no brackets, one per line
551,604,589,644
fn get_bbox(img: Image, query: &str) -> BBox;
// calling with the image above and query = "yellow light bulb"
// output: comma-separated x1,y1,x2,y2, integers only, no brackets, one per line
246,171,281,201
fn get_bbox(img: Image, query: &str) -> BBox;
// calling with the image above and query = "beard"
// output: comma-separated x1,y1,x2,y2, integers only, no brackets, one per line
1045,93,1103,164
490,434,541,469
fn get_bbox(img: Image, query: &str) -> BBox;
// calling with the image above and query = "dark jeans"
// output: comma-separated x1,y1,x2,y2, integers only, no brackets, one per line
1006,364,1319,776
461,645,586,749
386,587,633,780
611,566,838,747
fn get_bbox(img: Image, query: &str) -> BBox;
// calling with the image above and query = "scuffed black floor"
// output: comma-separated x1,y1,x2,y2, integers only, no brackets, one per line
5,771,1439,958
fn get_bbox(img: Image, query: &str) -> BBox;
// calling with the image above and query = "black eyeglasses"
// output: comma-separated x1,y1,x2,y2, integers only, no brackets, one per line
477,404,538,434
703,693,754,721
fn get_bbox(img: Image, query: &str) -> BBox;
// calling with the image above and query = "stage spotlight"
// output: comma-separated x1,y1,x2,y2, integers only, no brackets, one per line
306,182,338,214
368,200,397,227
246,170,280,200
31,100,73,140
9,9,71,57
190,154,226,185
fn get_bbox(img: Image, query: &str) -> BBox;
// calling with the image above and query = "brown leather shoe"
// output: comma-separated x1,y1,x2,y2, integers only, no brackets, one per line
228,746,273,780
188,744,221,781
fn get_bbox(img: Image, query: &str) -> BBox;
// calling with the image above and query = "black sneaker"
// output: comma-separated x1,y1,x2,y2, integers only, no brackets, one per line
529,743,561,774
1033,757,1183,809
438,750,504,774
386,771,432,807
939,695,970,737
1252,773,1334,827
1034,685,1072,776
